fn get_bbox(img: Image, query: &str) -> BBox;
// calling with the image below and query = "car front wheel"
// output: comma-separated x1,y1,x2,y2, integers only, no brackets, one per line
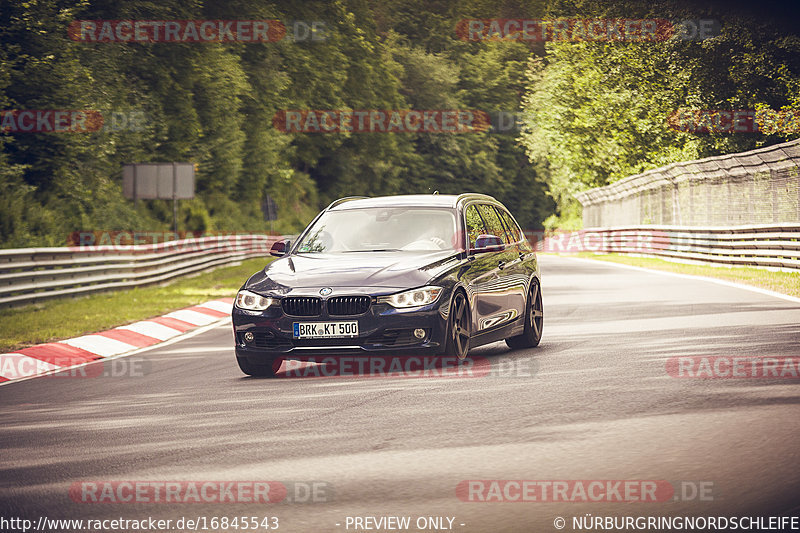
444,291,471,359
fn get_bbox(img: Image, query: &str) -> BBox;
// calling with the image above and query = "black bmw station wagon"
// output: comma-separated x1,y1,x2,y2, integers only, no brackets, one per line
232,193,542,377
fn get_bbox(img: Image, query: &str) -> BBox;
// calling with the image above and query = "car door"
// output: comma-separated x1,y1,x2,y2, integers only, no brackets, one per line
474,204,526,330
460,203,505,335
492,205,531,321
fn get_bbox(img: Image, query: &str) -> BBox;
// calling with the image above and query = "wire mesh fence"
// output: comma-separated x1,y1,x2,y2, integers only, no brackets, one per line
576,139,800,227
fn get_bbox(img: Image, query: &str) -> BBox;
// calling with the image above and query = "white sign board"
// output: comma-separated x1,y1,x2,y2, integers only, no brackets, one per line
123,163,195,200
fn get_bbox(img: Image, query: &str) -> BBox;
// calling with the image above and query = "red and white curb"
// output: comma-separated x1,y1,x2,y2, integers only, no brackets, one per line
0,298,233,385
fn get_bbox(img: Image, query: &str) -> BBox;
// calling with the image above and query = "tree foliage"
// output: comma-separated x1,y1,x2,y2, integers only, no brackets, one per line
520,0,800,228
0,0,556,245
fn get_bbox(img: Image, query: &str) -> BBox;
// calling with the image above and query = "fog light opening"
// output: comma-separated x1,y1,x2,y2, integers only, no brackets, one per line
413,328,426,339
244,332,254,343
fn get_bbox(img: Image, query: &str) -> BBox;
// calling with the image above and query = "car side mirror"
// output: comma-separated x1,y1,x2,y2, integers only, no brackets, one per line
270,239,290,257
473,234,504,253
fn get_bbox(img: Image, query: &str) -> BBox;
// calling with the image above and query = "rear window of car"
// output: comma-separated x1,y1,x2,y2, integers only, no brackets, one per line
496,207,523,243
476,204,510,244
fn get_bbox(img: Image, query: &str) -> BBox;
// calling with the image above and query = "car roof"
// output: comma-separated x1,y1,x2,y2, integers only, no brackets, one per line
328,193,498,210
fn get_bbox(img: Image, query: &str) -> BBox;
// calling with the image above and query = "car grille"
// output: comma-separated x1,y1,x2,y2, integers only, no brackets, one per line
327,296,371,316
282,297,322,316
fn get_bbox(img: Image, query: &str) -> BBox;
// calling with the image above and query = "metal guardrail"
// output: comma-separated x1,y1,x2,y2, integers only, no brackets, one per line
4,220,796,311
0,234,281,308
535,224,800,271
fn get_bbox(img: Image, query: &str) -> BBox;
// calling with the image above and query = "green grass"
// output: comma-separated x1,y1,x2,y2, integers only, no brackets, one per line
563,252,800,298
0,257,272,353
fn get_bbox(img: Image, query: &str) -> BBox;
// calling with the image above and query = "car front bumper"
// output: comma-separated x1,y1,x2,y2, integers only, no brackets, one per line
232,297,451,363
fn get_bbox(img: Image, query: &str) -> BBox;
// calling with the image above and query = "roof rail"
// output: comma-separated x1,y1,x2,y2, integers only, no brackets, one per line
456,192,497,203
326,196,369,210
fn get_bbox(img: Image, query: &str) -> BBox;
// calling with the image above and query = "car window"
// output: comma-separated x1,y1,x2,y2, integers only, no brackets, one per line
464,204,487,249
496,207,522,243
476,204,509,244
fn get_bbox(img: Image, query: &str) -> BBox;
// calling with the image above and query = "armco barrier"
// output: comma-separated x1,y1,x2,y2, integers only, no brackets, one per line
534,224,800,270
0,234,280,308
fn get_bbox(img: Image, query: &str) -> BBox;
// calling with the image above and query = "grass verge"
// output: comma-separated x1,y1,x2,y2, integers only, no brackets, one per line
564,252,800,299
0,257,272,353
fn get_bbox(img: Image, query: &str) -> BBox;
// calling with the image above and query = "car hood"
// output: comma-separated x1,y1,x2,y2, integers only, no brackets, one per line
246,250,462,294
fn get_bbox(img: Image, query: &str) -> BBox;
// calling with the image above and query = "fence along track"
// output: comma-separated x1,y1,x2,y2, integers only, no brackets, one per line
535,224,800,271
0,234,279,308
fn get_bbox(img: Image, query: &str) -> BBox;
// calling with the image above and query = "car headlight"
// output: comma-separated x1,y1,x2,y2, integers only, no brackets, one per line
378,286,443,308
235,290,275,311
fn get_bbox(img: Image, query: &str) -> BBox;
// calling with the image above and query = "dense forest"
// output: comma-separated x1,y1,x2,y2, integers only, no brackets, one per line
0,0,798,246
520,0,800,227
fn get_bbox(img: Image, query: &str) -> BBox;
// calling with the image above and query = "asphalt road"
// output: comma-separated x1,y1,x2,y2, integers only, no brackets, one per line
2,255,799,533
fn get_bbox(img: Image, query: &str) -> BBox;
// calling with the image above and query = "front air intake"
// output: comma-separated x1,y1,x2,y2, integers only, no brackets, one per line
327,296,371,316
281,297,322,316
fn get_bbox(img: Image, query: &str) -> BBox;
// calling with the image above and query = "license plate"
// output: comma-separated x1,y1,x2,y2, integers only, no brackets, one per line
293,321,359,339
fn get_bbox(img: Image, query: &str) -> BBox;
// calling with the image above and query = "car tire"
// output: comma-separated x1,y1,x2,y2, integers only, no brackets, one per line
444,291,471,360
506,278,543,350
237,356,283,378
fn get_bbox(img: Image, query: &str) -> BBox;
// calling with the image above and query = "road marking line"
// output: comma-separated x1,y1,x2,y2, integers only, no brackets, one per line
559,256,800,304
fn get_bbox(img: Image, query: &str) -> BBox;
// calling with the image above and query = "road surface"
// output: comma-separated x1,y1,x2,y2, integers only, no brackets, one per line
2,255,799,532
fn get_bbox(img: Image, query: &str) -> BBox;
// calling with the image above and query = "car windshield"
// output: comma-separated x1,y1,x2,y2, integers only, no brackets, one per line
294,207,459,253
